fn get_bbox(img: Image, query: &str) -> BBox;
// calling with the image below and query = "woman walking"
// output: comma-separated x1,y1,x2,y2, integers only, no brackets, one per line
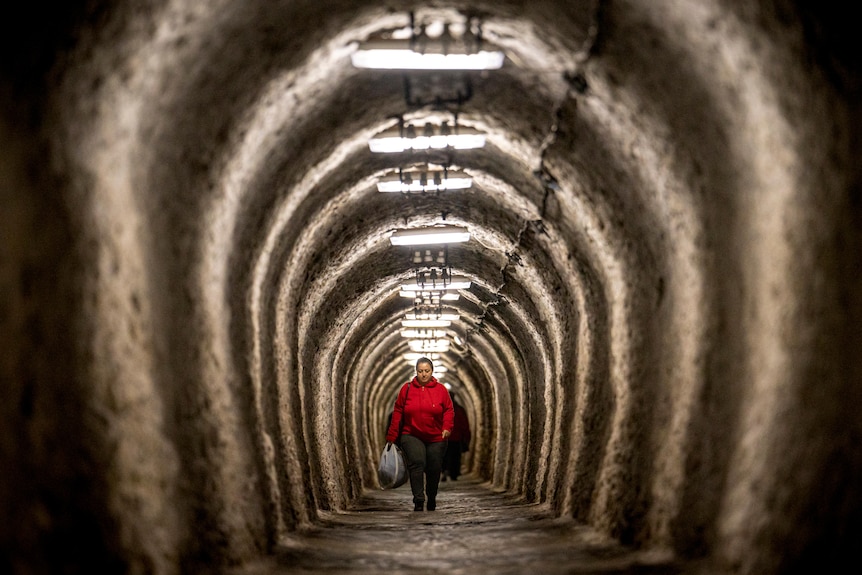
385,357,453,511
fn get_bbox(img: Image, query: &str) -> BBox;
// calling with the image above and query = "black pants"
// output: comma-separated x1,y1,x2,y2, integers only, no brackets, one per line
444,441,465,479
399,435,447,505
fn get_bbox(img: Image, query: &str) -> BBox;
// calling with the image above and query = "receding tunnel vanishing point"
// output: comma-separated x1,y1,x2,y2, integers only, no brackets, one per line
1,1,861,574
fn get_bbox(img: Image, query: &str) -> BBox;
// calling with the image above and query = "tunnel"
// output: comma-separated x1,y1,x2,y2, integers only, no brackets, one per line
2,1,861,573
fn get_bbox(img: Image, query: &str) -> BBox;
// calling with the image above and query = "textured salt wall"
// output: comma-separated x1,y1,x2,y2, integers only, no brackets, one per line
1,1,861,574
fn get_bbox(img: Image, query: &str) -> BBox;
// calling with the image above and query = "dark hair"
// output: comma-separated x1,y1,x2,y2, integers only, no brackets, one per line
416,357,433,370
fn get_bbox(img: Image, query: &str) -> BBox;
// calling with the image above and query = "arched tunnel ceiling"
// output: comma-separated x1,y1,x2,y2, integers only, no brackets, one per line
3,0,861,573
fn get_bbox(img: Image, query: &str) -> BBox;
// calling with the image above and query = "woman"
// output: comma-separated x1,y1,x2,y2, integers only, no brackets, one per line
386,357,454,511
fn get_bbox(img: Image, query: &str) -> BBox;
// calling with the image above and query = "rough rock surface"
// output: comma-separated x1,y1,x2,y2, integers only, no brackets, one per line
233,476,686,575
1,1,860,574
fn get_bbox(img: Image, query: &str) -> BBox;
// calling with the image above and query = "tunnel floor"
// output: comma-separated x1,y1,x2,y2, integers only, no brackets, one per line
231,476,694,574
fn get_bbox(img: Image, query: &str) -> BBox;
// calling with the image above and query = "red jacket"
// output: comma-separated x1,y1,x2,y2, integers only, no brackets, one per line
386,377,454,444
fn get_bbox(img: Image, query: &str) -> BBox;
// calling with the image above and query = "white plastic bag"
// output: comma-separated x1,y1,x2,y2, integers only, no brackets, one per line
377,442,408,489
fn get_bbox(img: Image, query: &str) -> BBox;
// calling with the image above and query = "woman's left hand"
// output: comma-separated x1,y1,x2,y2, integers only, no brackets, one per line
442,430,451,439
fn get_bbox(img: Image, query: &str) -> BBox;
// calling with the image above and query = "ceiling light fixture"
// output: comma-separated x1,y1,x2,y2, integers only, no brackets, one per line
351,20,505,72
377,167,472,193
409,339,451,352
403,290,460,308
400,329,449,339
403,352,442,361
401,275,471,291
399,290,460,301
351,39,504,70
390,225,470,246
402,319,452,328
369,121,486,153
405,312,460,322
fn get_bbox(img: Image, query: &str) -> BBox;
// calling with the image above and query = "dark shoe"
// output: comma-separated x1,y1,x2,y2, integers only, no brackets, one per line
427,499,436,511
413,501,424,512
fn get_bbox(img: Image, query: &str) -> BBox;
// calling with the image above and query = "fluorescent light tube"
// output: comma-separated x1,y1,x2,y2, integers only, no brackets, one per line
403,352,442,361
408,339,450,346
369,134,408,153
440,176,472,189
390,226,470,246
404,313,460,322
401,275,472,291
400,329,449,339
369,124,486,153
351,39,505,70
402,319,452,328
399,291,460,301
376,170,472,193
409,343,451,353
377,178,406,193
449,133,486,149
408,339,450,350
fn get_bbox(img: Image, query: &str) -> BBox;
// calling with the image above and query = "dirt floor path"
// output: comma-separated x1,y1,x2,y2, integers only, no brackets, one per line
233,476,691,574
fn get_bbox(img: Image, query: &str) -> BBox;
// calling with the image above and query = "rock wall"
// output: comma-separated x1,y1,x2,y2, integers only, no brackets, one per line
2,1,860,573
